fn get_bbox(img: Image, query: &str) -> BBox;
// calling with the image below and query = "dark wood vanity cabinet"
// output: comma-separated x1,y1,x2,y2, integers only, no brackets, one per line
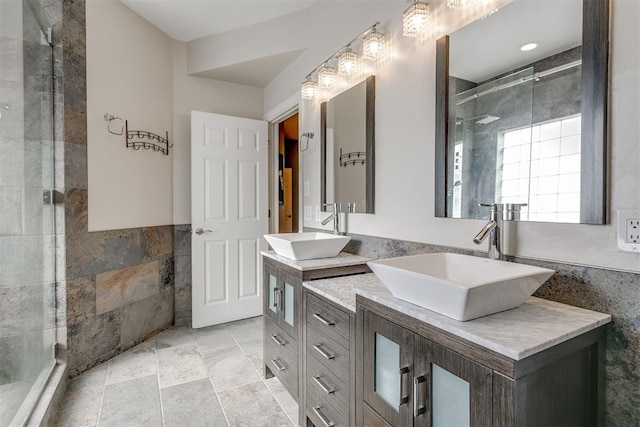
262,254,370,426
304,291,356,427
357,297,607,427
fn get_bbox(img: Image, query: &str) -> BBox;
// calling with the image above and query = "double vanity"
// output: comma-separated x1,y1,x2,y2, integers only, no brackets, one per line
261,233,611,427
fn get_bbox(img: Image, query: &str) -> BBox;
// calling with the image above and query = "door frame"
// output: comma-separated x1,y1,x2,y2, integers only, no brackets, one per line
264,95,299,234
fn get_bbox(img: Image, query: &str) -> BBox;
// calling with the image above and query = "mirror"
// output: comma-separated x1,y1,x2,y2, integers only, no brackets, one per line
321,75,375,213
435,0,609,224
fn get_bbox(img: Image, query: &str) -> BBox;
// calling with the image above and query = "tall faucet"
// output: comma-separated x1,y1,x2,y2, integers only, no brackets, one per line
321,203,343,235
473,203,526,260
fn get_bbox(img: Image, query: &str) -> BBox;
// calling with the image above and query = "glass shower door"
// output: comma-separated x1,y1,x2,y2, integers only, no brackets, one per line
0,0,57,425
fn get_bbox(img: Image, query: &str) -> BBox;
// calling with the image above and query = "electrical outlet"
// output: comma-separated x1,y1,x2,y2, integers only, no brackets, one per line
627,219,640,243
617,210,640,252
304,206,312,222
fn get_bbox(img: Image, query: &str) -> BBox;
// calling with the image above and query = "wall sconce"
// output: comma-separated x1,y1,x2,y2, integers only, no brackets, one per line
363,27,385,59
403,1,430,37
338,46,359,75
318,64,336,88
300,22,383,100
301,75,318,100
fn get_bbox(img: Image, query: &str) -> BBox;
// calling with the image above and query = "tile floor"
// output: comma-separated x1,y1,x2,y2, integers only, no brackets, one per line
54,316,299,426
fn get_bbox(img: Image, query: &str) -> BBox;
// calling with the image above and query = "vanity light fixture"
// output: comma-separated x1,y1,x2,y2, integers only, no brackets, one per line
403,0,430,37
338,46,358,75
301,75,318,100
300,22,383,100
520,42,539,52
363,26,385,59
318,64,336,88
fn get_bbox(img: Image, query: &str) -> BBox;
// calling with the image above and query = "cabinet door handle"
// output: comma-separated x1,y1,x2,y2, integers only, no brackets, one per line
313,375,335,394
271,358,286,371
271,334,286,346
313,313,335,326
414,375,427,416
313,344,335,360
272,286,279,310
399,366,410,405
312,406,335,427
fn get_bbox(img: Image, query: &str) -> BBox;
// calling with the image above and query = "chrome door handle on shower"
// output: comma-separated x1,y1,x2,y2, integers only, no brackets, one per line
194,228,213,235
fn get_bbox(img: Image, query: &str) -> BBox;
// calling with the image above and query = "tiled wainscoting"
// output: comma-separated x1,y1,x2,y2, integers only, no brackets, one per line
55,317,297,427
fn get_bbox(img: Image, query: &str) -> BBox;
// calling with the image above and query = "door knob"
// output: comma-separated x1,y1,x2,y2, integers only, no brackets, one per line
194,228,213,235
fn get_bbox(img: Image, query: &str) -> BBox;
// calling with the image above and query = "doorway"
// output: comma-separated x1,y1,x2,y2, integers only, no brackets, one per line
277,113,299,233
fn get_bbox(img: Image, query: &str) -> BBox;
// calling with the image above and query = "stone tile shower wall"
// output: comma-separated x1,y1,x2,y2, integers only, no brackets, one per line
60,0,175,377
343,232,640,425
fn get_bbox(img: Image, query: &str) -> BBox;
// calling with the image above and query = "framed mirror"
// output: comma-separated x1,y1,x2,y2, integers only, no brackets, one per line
435,0,609,224
321,75,375,213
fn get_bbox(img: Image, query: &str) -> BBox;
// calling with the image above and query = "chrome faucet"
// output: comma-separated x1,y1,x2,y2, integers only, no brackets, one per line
473,203,526,260
321,203,343,235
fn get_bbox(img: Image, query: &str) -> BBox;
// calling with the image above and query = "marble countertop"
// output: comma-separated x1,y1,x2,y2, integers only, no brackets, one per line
261,251,370,271
303,273,611,361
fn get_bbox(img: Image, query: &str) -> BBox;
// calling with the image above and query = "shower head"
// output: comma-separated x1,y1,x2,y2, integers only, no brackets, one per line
475,115,500,125
456,114,500,126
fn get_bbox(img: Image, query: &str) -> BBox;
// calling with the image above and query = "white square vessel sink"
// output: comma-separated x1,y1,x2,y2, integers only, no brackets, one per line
367,253,554,321
264,232,350,261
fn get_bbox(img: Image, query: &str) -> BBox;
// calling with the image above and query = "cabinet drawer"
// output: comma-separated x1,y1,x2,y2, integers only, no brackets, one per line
306,381,349,427
306,350,349,416
306,292,350,350
306,327,349,379
264,320,298,397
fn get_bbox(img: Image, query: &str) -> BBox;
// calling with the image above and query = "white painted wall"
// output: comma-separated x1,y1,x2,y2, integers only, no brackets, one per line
267,0,640,273
86,0,174,231
172,41,264,224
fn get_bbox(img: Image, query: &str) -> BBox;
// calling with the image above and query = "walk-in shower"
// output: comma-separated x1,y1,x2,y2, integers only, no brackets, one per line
0,0,58,424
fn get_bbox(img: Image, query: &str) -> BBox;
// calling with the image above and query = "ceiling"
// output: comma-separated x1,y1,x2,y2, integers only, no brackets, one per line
119,0,317,87
120,0,316,42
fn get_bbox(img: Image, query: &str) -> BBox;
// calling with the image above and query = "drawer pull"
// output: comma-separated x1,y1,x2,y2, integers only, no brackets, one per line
313,375,335,394
313,313,335,326
271,358,286,371
271,334,286,346
312,406,335,427
313,344,335,360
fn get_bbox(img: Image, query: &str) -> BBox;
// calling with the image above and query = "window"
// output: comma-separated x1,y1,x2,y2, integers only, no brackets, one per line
497,115,581,223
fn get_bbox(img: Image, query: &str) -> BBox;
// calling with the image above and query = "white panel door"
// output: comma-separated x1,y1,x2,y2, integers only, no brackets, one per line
191,111,268,328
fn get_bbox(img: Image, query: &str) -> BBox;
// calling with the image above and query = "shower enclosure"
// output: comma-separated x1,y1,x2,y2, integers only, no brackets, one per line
0,0,57,424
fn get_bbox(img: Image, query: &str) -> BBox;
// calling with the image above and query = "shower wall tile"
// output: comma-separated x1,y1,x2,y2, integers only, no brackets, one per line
96,261,160,315
0,36,23,85
67,310,120,377
0,282,54,338
0,235,55,286
0,137,25,187
66,276,95,327
23,186,55,236
0,187,22,236
24,139,54,188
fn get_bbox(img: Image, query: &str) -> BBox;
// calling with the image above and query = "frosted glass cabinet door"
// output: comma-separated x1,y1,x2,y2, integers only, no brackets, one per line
363,311,415,426
283,282,295,326
267,274,277,314
414,335,492,426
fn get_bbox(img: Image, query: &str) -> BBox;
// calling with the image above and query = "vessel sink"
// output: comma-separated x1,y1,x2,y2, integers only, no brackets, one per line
263,232,350,261
367,253,554,321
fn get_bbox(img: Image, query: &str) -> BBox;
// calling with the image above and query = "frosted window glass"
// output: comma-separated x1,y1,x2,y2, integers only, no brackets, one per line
284,282,294,326
432,364,470,427
374,333,400,410
268,275,277,313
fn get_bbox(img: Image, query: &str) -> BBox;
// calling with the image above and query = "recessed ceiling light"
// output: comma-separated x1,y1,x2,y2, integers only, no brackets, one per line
520,42,538,52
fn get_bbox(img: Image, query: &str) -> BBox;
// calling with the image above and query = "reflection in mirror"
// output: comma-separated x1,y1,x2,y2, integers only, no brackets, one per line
321,75,375,213
435,0,609,224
